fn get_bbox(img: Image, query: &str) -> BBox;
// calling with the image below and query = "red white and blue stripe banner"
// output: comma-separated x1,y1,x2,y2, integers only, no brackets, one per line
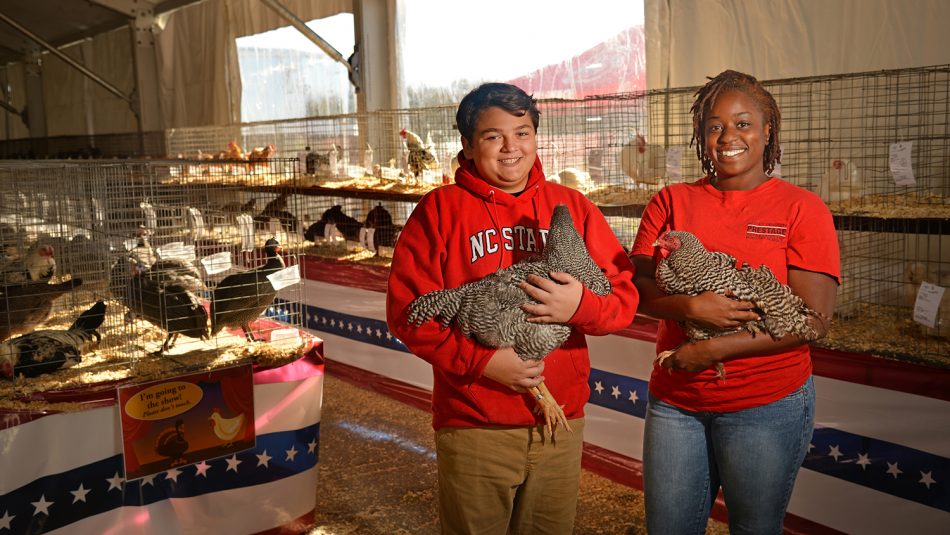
0,346,324,535
289,258,950,534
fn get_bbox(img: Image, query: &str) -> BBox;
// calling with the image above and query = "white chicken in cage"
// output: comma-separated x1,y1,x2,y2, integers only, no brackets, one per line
619,132,665,186
818,159,864,205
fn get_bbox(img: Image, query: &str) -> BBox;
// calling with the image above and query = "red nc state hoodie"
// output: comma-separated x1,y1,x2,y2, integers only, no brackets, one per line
386,153,638,430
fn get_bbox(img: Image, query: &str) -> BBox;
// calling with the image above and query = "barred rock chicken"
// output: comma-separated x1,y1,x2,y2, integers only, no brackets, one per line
408,205,610,434
1,300,105,379
210,238,284,342
399,128,439,180
653,230,822,377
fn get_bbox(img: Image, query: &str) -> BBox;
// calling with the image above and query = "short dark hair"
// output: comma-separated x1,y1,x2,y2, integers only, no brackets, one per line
456,83,540,141
690,70,782,176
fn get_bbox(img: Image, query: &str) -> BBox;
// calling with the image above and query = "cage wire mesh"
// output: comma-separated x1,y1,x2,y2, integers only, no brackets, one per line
0,159,305,395
2,63,947,367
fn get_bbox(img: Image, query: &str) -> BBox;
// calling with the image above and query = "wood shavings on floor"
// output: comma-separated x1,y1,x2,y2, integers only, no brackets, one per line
1,295,309,412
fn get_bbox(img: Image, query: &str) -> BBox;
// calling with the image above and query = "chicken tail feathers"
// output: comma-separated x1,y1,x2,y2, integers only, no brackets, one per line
70,300,107,335
408,288,462,327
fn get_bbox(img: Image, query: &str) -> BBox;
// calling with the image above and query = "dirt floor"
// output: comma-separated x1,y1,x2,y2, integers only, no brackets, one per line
307,372,729,535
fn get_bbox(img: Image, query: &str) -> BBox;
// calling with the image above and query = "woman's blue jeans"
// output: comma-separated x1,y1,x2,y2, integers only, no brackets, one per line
643,376,815,535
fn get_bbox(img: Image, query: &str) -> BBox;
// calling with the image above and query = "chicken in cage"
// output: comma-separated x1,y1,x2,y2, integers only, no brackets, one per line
0,159,306,399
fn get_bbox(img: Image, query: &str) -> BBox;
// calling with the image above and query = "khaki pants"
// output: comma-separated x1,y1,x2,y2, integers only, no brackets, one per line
435,419,585,535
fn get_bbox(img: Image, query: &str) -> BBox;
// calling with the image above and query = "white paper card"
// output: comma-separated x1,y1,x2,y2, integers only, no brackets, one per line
267,264,301,291
360,226,376,251
237,214,255,252
186,207,205,241
200,251,233,275
666,146,684,182
270,328,301,343
913,282,945,328
140,201,158,230
92,198,105,223
296,152,308,174
123,238,137,251
156,242,196,262
889,141,916,186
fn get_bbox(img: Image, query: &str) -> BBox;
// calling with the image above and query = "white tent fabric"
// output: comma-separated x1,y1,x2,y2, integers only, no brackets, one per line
4,0,352,138
645,0,950,89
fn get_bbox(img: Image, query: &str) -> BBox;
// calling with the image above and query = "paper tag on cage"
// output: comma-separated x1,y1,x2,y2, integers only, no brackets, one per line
296,152,308,175
913,282,945,328
889,141,916,186
200,251,233,275
123,238,137,251
140,201,158,230
665,146,684,182
270,328,301,344
237,214,255,252
360,227,376,251
156,242,196,262
92,198,105,223
186,207,205,241
267,264,300,290
324,222,338,241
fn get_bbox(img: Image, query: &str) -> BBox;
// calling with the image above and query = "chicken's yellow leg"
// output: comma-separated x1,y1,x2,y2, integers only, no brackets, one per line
528,381,572,438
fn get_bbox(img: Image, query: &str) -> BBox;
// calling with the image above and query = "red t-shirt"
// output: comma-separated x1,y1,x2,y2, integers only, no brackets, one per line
630,176,840,412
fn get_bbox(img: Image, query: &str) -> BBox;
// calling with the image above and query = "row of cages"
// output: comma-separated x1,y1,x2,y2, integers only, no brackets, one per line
0,160,307,400
1,65,946,217
155,64,950,219
1,158,945,377
0,64,947,379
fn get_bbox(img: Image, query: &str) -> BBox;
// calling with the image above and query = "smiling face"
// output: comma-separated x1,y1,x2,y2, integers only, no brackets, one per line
703,90,771,189
461,106,538,193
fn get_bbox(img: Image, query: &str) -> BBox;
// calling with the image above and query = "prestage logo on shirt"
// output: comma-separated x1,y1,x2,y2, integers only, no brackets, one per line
746,223,787,242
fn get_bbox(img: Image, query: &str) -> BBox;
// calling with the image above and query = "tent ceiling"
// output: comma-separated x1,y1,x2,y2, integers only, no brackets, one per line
0,0,201,65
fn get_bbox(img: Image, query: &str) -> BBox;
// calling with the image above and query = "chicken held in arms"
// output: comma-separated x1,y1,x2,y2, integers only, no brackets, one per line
210,238,285,342
1,300,106,379
408,205,610,434
653,230,824,378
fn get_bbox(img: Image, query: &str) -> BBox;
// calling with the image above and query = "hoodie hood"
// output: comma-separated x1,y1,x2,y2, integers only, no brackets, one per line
453,151,546,206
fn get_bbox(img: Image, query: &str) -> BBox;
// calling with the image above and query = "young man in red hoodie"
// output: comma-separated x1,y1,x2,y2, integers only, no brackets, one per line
386,83,638,534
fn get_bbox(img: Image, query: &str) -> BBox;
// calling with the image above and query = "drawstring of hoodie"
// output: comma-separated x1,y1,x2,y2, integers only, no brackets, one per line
484,190,505,270
483,185,544,270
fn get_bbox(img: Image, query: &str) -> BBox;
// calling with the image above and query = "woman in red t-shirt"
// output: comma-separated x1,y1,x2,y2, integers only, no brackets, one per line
630,70,840,534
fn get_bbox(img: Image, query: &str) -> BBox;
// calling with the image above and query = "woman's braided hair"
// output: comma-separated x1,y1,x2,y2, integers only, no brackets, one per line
689,70,782,176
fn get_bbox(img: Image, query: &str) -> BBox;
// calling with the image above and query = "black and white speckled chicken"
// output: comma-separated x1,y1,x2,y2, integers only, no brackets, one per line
408,205,610,433
653,230,822,377
1,300,105,379
210,238,284,342
399,128,439,180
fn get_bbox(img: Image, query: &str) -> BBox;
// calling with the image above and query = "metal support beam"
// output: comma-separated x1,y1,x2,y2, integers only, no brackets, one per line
0,11,136,113
259,0,359,91
23,53,47,147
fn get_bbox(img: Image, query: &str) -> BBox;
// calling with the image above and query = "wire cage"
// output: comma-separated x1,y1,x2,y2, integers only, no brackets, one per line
4,63,947,368
0,158,305,398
